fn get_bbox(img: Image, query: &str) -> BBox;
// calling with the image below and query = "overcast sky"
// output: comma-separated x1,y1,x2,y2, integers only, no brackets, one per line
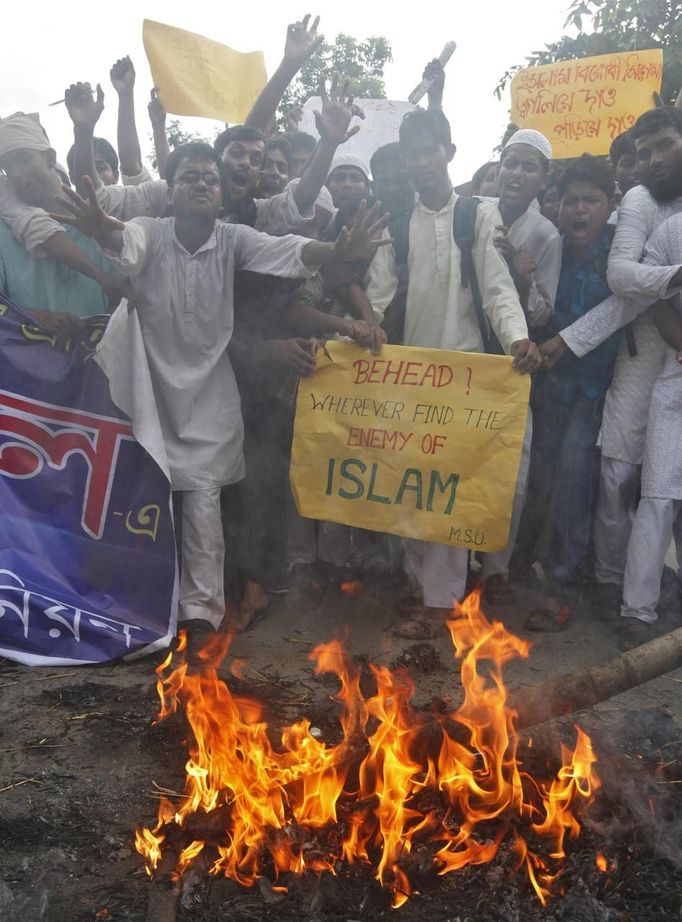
2,0,582,184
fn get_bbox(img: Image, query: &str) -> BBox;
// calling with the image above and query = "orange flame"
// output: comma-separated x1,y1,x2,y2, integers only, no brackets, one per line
135,589,600,906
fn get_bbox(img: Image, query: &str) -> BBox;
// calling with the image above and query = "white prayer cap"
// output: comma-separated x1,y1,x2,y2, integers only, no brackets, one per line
503,128,552,161
0,112,51,159
327,153,371,182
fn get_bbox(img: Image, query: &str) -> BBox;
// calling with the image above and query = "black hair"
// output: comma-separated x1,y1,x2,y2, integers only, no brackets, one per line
214,124,265,158
67,136,118,177
399,107,452,150
265,135,291,170
630,107,682,143
609,130,636,167
165,142,224,187
288,131,317,154
470,160,498,194
556,153,615,201
370,142,402,177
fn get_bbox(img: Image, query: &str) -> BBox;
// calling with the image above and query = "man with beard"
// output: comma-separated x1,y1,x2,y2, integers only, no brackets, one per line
540,107,682,642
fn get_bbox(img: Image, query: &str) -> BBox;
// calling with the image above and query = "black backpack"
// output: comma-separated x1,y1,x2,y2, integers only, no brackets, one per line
381,196,498,351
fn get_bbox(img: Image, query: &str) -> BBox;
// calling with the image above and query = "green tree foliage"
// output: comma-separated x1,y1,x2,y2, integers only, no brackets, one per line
280,33,393,114
496,0,682,104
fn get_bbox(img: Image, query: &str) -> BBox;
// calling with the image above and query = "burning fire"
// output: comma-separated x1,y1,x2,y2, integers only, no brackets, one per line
135,589,600,908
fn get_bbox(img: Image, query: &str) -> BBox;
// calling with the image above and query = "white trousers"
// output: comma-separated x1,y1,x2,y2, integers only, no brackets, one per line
621,497,681,624
480,409,533,580
593,457,640,587
178,487,225,629
402,539,468,609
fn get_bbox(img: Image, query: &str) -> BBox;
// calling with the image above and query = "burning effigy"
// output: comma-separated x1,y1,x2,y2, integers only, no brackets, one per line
135,590,600,911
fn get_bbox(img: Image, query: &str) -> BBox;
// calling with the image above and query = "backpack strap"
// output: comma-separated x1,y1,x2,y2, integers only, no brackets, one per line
452,195,492,351
380,211,412,344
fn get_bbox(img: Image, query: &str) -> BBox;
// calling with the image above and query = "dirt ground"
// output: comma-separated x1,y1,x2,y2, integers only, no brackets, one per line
1,569,682,922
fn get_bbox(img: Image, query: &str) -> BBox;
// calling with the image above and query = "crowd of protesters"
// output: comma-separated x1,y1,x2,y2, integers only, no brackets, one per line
1,14,682,658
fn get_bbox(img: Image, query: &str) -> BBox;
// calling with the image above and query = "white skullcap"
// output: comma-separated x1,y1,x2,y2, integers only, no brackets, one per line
0,112,51,159
503,128,552,161
327,153,371,182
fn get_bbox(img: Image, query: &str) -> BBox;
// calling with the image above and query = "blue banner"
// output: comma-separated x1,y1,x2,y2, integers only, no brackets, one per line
0,295,177,666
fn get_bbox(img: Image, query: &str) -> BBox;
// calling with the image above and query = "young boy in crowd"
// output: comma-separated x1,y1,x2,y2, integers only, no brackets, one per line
512,156,620,628
365,108,540,639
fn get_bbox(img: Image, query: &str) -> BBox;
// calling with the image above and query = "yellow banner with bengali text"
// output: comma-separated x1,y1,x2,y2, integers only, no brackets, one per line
290,343,530,552
510,49,663,158
143,19,267,124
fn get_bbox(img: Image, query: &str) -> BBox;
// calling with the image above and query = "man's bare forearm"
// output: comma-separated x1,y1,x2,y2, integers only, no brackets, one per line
294,137,340,215
43,229,116,283
152,123,171,179
116,90,143,177
72,125,100,197
245,60,299,133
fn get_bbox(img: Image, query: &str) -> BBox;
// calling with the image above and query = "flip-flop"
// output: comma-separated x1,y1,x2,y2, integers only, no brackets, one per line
393,618,445,641
524,605,571,632
233,607,268,634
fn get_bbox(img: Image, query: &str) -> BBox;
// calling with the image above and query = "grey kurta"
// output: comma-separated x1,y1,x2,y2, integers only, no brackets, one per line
108,217,312,490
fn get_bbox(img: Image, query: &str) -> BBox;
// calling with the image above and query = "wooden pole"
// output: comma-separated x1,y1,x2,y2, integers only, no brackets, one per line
508,624,682,730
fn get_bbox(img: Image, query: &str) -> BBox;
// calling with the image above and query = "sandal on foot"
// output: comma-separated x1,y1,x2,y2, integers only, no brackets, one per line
483,575,517,607
524,604,571,632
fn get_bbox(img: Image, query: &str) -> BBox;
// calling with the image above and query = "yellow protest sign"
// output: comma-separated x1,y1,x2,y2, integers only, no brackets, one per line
290,343,530,553
510,49,663,158
143,19,267,124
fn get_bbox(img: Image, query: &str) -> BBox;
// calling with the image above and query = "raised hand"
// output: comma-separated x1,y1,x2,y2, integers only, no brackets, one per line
314,75,365,146
148,87,166,128
284,104,304,134
110,56,135,94
334,200,392,263
65,82,104,131
284,14,323,66
424,58,445,107
49,176,124,245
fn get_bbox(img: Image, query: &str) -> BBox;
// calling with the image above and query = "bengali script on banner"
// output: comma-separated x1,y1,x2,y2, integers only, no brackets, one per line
290,343,530,552
143,19,267,123
0,295,177,667
510,49,663,158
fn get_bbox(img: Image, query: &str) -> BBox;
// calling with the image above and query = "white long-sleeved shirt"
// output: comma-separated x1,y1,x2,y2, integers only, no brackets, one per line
503,204,561,328
365,192,528,354
559,185,682,463
103,217,312,491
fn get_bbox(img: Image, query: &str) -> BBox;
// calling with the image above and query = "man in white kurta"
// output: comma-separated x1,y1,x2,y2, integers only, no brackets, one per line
365,109,538,636
616,216,682,637
54,142,390,641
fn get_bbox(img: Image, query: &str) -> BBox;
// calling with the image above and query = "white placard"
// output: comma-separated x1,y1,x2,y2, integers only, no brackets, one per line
299,98,416,173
